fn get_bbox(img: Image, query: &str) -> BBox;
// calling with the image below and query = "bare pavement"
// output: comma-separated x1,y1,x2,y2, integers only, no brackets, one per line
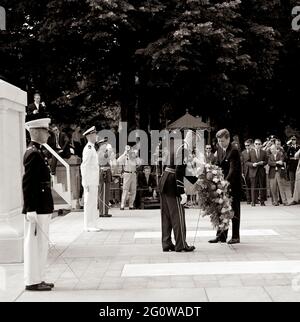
1,203,300,302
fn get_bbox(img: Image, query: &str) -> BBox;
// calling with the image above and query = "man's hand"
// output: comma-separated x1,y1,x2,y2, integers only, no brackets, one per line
276,160,283,166
26,212,38,223
180,193,187,205
84,186,89,192
153,190,157,199
253,163,257,167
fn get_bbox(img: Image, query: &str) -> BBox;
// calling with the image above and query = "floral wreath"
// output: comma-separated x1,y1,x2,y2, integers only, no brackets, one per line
194,163,234,231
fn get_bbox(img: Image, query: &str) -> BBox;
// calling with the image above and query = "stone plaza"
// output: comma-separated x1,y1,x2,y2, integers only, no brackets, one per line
1,203,300,302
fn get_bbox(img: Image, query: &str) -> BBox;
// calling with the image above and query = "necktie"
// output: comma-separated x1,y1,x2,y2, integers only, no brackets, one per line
256,149,260,160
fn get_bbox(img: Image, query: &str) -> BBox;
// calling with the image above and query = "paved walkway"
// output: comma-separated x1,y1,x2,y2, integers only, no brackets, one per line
1,203,300,302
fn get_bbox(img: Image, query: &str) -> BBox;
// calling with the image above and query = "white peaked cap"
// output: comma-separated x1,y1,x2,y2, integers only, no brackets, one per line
83,126,97,136
25,118,51,131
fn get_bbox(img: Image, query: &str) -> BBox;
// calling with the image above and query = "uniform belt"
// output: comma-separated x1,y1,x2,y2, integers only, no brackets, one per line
100,166,111,170
165,167,176,174
124,170,136,174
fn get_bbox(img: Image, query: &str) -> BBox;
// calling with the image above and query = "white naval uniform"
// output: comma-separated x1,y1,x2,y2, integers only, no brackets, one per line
81,142,100,230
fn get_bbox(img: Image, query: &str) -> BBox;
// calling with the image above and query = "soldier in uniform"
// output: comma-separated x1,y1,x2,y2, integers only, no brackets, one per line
97,138,113,217
23,118,54,291
81,126,101,232
159,132,196,252
117,144,140,210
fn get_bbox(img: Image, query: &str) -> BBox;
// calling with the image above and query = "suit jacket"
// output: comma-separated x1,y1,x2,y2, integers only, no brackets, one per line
47,131,71,159
241,149,252,177
138,172,157,189
22,142,54,214
216,143,242,197
26,103,47,121
287,145,300,172
246,149,268,179
268,152,286,179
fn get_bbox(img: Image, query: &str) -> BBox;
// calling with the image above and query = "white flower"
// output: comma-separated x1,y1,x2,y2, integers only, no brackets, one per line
212,170,218,175
216,189,223,195
218,198,224,204
213,178,219,183
221,180,227,187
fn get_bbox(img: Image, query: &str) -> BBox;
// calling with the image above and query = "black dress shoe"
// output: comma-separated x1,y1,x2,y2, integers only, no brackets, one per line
163,245,176,252
120,207,124,210
227,238,240,244
251,203,256,207
25,283,52,291
41,281,54,288
176,245,195,252
208,238,226,243
260,202,266,206
100,214,112,217
129,207,135,210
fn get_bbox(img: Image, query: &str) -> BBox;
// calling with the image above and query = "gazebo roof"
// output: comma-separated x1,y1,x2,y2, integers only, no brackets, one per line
167,110,211,130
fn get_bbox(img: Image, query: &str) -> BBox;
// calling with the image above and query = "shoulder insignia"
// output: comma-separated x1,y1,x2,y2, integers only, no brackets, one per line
88,145,91,149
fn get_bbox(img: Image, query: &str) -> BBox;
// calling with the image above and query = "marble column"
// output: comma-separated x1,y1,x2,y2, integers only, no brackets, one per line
0,80,27,263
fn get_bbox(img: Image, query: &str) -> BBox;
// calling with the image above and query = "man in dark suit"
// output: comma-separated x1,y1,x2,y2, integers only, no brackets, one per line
47,125,71,175
23,118,54,291
209,129,242,244
246,139,268,206
159,135,196,252
26,92,47,121
268,144,288,206
241,139,253,204
286,136,300,195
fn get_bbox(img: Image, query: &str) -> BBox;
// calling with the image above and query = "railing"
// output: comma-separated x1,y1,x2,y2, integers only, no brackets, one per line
43,143,72,207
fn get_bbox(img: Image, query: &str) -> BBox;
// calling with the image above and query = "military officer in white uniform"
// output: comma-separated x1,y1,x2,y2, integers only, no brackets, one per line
81,126,101,232
23,118,54,291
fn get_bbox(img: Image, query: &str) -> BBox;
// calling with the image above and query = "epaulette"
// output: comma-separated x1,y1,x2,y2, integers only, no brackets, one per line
26,146,37,151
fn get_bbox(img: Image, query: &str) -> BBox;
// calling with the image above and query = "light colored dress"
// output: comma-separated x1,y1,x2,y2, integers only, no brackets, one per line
293,150,300,203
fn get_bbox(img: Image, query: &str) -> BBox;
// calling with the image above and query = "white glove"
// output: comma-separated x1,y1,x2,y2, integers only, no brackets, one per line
180,193,187,205
153,190,157,198
26,211,38,223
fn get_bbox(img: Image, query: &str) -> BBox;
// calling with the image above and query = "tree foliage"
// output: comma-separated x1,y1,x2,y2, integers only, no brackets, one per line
0,0,299,138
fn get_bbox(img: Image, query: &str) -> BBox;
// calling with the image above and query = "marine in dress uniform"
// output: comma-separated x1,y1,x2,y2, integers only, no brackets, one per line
97,138,113,217
81,126,101,232
159,135,196,252
23,118,54,291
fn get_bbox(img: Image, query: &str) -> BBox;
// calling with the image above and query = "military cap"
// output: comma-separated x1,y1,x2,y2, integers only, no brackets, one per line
25,118,51,131
83,126,97,136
